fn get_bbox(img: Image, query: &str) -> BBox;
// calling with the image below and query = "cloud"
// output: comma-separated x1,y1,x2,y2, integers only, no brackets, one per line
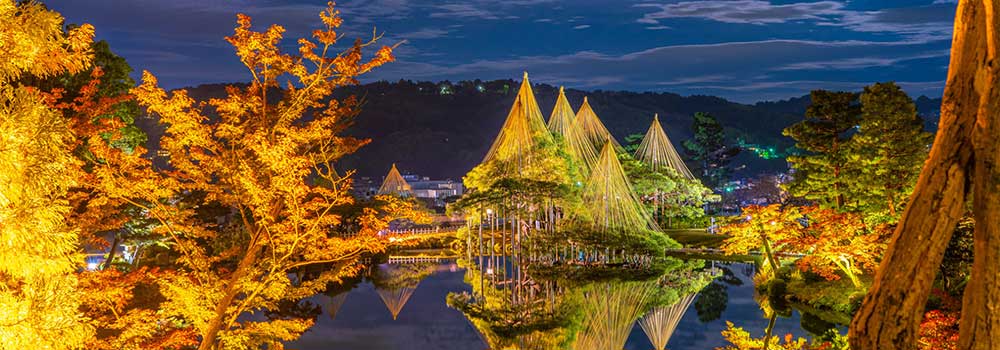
635,0,845,25
573,24,591,29
645,25,671,30
368,39,948,102
775,49,951,70
429,4,499,19
396,28,450,40
634,1,955,42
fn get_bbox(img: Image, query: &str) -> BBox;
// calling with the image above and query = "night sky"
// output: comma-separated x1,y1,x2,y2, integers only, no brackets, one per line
47,0,956,103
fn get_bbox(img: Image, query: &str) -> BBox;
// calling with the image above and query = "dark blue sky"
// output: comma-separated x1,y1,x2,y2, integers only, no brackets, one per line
46,0,956,103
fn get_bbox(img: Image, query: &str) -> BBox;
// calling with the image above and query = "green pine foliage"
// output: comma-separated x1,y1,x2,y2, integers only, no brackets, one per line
782,90,860,210
845,82,931,221
682,112,740,189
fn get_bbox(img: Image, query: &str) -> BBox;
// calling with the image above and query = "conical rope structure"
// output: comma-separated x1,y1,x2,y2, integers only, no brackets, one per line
376,285,418,321
548,86,599,177
377,163,412,196
326,292,349,321
481,72,553,177
584,140,659,233
573,281,658,350
574,96,622,152
371,263,435,321
638,292,697,350
635,114,696,180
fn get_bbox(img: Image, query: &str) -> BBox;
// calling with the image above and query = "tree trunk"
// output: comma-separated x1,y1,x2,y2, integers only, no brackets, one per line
849,1,985,348
198,239,264,350
103,233,120,270
959,3,1000,346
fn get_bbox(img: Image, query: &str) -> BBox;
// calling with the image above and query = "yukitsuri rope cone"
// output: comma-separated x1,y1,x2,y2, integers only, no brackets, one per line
575,96,622,152
481,72,553,177
377,163,412,196
574,281,658,350
548,86,600,178
584,140,659,233
639,293,698,350
635,114,696,179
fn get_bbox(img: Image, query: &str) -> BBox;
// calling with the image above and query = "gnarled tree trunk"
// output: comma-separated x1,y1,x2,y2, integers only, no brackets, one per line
959,2,1000,346
849,0,987,348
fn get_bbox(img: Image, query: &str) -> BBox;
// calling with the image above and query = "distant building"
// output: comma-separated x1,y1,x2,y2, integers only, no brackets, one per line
354,165,464,208
403,174,464,202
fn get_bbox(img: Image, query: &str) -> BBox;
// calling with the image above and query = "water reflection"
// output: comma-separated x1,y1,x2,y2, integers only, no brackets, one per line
288,253,819,350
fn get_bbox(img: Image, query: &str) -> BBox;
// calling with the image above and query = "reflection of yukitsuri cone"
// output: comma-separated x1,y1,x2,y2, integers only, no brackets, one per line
481,72,552,176
584,140,659,233
574,96,622,151
376,284,418,320
635,114,695,180
327,292,349,321
377,163,412,196
574,281,657,350
548,86,599,177
639,293,698,350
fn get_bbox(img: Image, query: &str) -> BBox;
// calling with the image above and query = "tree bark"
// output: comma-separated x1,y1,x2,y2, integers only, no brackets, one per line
102,233,120,270
849,0,985,348
198,237,264,350
960,2,1000,346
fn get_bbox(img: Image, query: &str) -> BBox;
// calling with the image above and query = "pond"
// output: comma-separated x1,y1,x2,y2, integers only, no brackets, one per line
288,259,820,350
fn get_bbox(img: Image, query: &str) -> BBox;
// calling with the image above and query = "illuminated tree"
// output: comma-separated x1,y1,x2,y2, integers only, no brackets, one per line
793,207,887,288
100,4,404,348
720,204,803,272
850,1,1000,348
783,90,860,210
719,321,810,350
845,82,931,220
0,0,95,347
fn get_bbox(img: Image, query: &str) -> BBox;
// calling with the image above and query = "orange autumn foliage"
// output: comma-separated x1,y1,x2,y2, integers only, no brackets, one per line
919,310,960,350
720,204,803,269
793,207,887,287
73,3,404,349
718,321,810,350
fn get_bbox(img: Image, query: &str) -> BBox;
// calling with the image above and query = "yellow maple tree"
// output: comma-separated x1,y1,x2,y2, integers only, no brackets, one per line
88,3,405,348
0,0,95,347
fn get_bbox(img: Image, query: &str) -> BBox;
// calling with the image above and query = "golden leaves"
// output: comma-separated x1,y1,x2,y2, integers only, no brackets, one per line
125,4,396,348
0,0,94,83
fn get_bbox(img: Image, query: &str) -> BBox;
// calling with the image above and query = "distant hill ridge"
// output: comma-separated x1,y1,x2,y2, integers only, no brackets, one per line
135,79,942,181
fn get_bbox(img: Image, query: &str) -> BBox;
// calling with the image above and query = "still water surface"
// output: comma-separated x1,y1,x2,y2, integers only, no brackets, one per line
289,261,811,350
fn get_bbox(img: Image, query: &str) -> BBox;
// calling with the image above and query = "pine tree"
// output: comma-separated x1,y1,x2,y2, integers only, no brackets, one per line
782,90,861,210
846,82,931,220
682,112,740,189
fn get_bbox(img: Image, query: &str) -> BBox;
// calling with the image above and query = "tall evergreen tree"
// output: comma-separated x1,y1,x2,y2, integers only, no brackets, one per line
682,112,740,189
782,90,860,210
846,82,931,220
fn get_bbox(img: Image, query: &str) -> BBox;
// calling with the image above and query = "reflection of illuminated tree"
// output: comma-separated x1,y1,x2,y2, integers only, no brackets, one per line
574,281,658,350
369,262,437,320
447,259,577,350
640,293,697,350
696,283,729,323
